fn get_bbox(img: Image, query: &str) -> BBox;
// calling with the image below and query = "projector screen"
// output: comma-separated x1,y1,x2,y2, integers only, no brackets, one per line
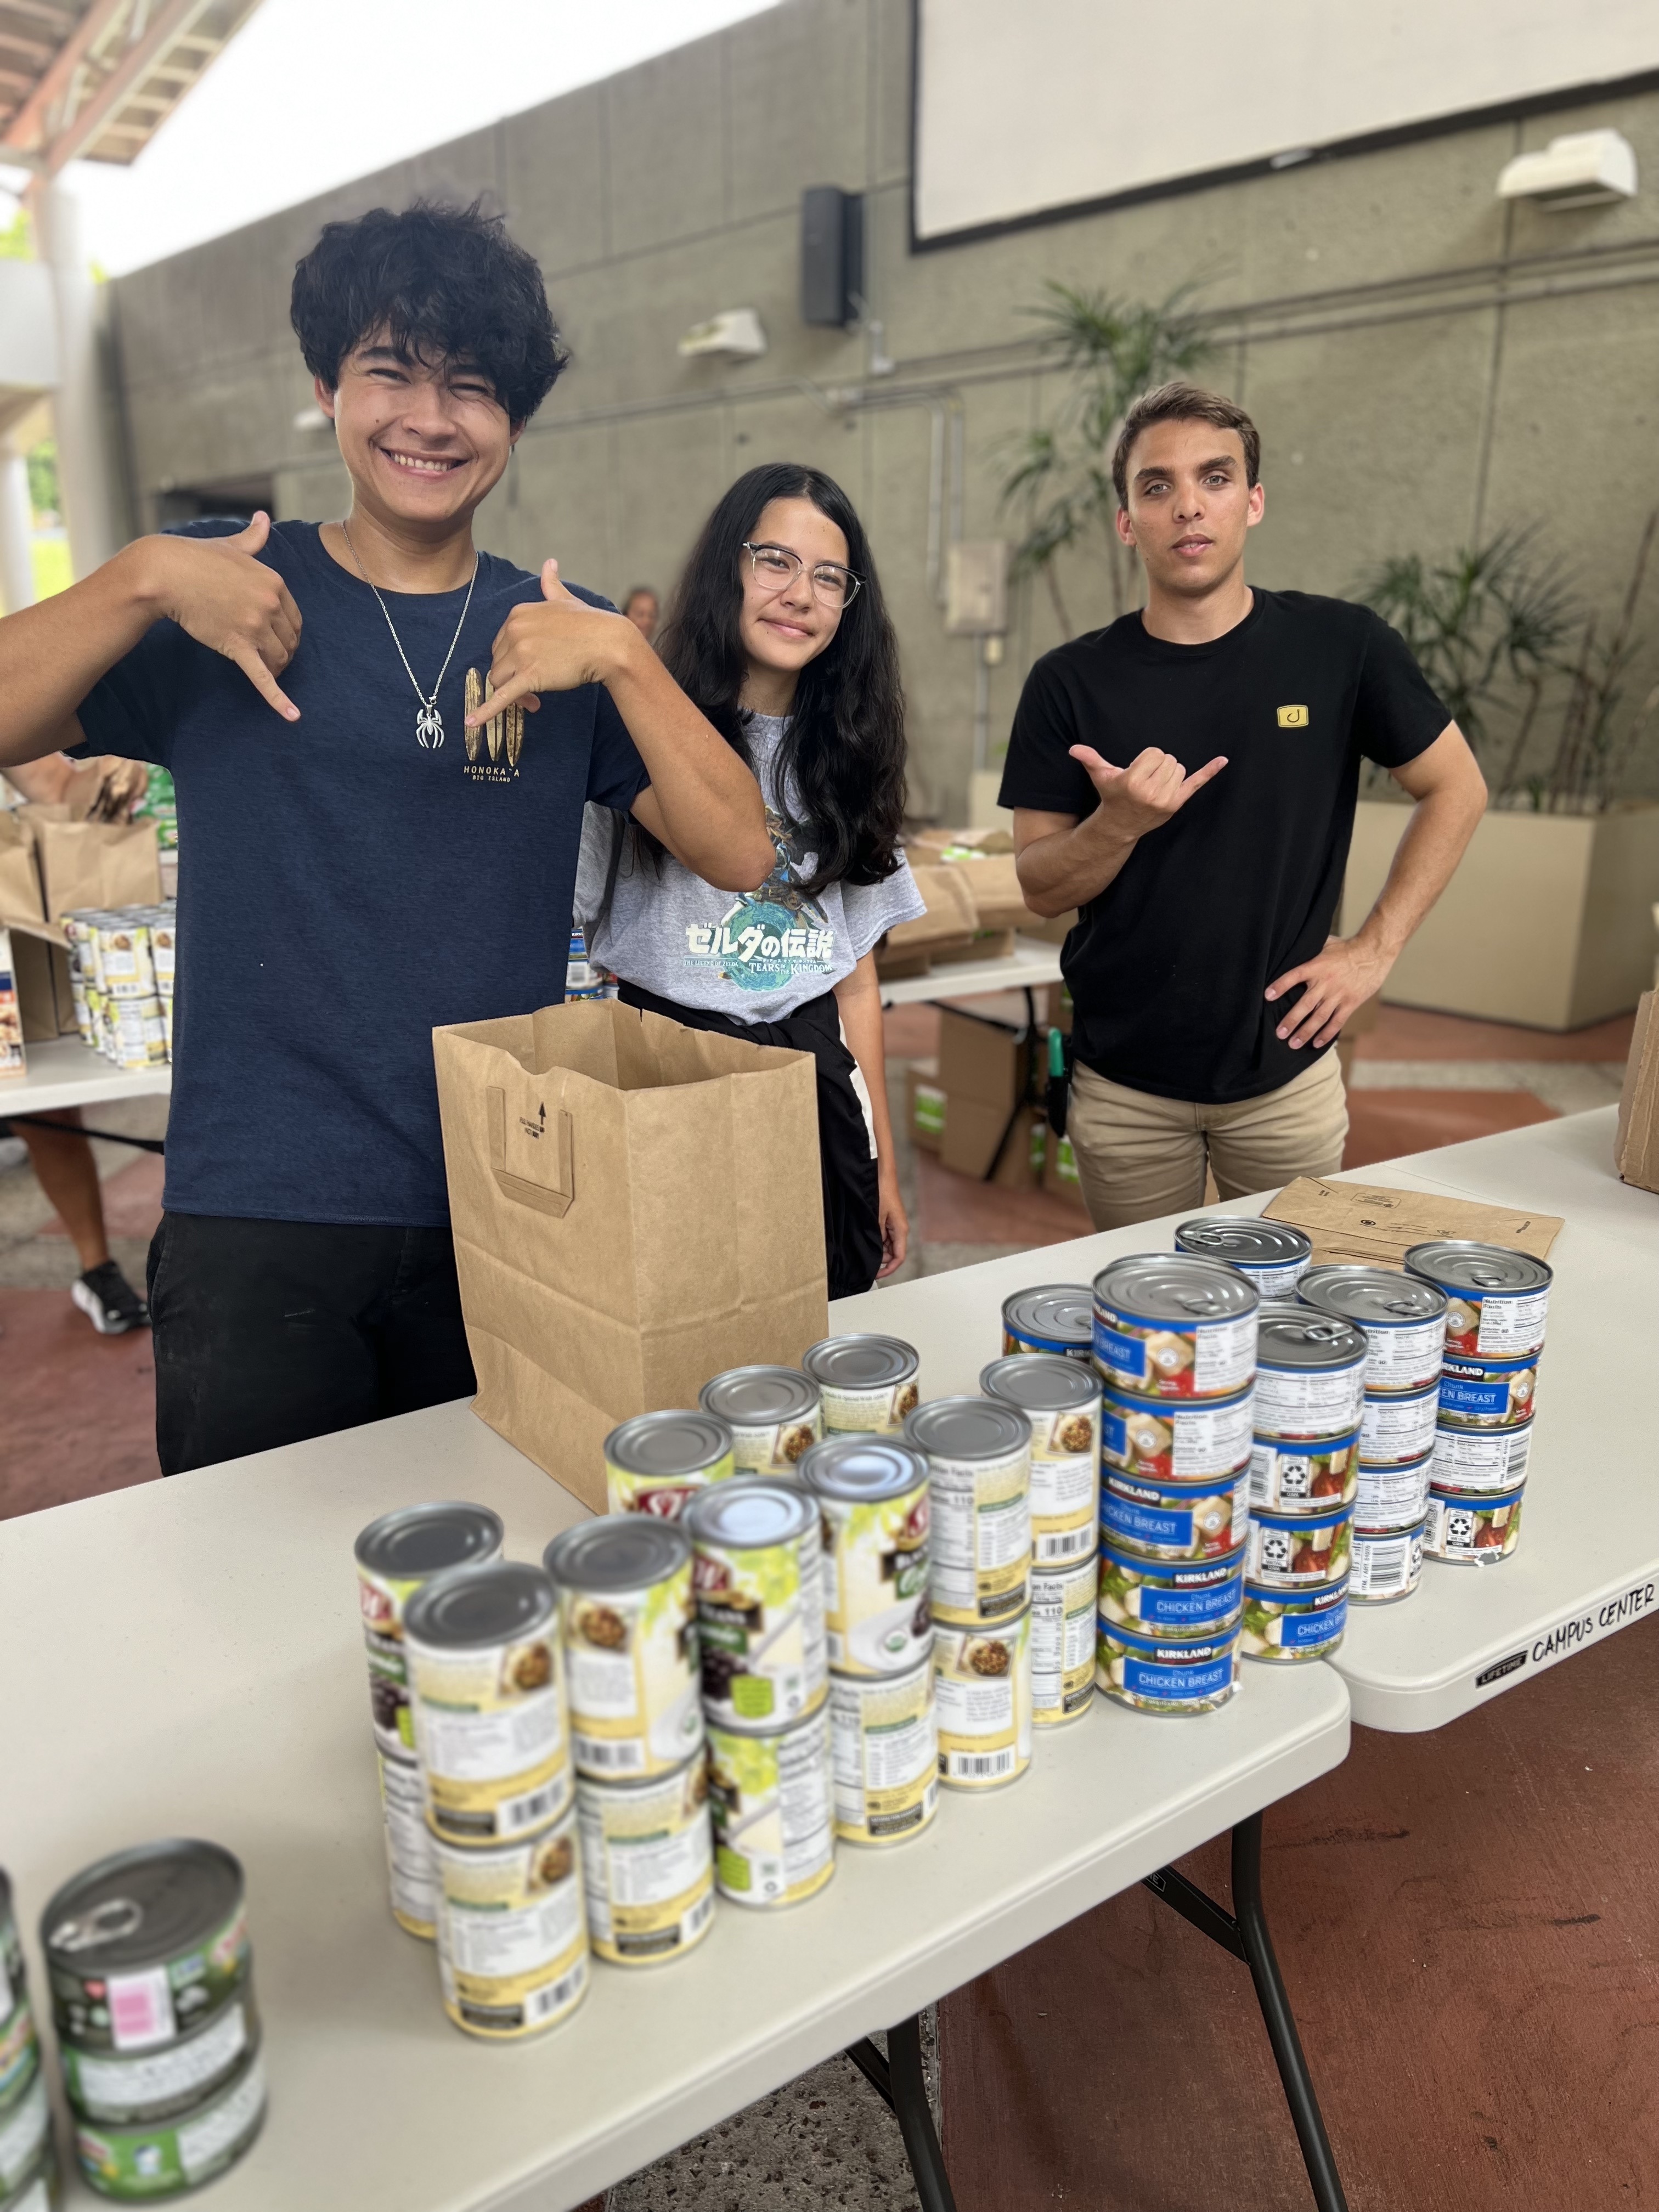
913,0,1659,245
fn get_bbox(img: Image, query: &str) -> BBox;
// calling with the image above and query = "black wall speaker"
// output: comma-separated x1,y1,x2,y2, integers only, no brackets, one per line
800,187,865,327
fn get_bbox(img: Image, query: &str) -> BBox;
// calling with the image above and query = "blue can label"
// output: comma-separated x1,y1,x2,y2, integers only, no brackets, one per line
1094,1322,1147,1384
1122,1652,1234,1700
1138,1573,1243,1628
1277,1599,1348,1649
1102,1494,1190,1548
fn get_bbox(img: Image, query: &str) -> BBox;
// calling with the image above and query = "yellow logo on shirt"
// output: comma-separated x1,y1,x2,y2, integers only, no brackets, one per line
1277,704,1310,729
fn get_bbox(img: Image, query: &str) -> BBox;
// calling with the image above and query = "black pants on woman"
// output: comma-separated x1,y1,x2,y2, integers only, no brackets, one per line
618,980,883,1300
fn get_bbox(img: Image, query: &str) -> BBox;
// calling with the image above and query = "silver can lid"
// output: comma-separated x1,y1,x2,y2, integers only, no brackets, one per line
1404,1241,1552,1296
1256,1300,1368,1372
1001,1285,1093,1348
43,1840,243,1972
1175,1216,1311,1267
605,1409,733,1477
687,1476,819,1550
403,1560,555,1649
799,1435,930,1503
545,1517,690,1593
1094,1252,1259,1323
1299,1265,1447,1327
802,1334,918,1390
354,1500,504,1579
980,1353,1101,1415
904,1395,1031,1460
699,1366,820,1427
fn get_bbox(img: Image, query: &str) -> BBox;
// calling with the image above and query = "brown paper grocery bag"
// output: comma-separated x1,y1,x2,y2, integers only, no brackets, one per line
435,998,830,1511
1615,990,1659,1195
23,814,161,922
0,814,44,926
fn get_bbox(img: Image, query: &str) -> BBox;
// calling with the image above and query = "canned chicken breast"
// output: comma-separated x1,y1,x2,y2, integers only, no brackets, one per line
42,1841,249,2055
1097,1541,1244,1641
1244,1499,1353,1587
355,1501,505,1760
707,1707,835,1908
1353,1452,1434,1533
404,1564,572,1845
1436,1352,1537,1431
1358,1383,1440,1468
1093,1255,1259,1401
1297,1267,1447,1395
1100,1466,1248,1562
1404,1241,1551,1359
433,1810,589,2039
687,1479,828,1730
545,1519,703,1780
1248,1431,1359,1513
1240,1577,1348,1663
803,1335,921,1434
1174,1216,1311,1296
1099,1386,1254,1485
1001,1284,1094,1364
699,1367,823,1473
1429,1419,1533,1493
828,1661,939,1847
1349,1520,1427,1605
934,1612,1032,1788
72,2051,266,2202
378,1751,438,1940
799,1437,931,1676
980,1355,1101,1566
576,1757,715,1966
1424,1483,1525,1565
605,1410,735,1519
905,1398,1032,1627
1096,1620,1240,1713
1030,1558,1098,1725
1252,1302,1368,1441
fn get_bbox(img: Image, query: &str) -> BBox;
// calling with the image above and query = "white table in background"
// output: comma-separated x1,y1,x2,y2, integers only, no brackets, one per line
1,1033,171,1118
0,1408,1346,2211
877,935,1063,1008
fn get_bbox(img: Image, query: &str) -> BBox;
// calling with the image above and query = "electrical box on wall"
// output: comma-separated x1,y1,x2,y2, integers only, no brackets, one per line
800,187,865,326
945,540,1009,635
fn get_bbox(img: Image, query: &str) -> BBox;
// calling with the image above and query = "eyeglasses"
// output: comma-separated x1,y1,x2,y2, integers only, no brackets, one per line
742,542,862,608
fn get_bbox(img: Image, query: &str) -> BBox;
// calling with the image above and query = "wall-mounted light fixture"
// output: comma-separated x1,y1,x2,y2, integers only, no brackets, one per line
676,309,768,360
1498,130,1638,211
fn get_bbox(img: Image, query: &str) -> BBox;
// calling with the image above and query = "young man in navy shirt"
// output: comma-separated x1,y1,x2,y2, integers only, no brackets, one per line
0,202,771,1472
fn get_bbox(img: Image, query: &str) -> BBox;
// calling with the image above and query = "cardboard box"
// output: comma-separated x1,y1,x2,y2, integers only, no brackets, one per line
905,1061,945,1154
1042,1128,1092,1211
0,916,76,1049
937,1007,1030,1114
1615,990,1659,1195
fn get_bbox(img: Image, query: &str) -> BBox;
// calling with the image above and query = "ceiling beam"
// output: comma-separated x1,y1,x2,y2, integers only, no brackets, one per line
0,0,129,156
0,1,78,30
44,0,224,168
0,29,55,65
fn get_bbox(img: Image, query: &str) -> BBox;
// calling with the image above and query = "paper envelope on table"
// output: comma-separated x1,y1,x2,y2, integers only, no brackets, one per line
434,998,829,1513
1265,1177,1564,1269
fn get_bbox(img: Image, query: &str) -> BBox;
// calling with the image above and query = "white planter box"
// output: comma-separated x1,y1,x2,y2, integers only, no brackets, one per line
1341,800,1659,1031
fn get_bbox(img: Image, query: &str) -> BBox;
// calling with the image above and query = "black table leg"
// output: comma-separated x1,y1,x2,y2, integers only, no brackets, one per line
1144,1814,1348,2212
845,2016,957,2212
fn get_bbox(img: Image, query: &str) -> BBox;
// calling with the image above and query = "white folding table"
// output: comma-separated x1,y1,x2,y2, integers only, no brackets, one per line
876,935,1063,1009
2,1035,172,1119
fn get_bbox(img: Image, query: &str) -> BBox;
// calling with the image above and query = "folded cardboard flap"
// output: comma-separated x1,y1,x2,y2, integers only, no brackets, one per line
0,916,75,1045
1615,990,1659,1195
1265,1176,1564,1269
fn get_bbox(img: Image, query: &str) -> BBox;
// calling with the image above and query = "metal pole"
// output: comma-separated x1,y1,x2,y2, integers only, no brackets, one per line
887,2016,957,2212
33,177,119,580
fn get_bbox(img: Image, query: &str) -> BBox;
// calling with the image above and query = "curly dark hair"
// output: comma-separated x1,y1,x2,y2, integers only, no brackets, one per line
289,200,566,426
646,462,907,893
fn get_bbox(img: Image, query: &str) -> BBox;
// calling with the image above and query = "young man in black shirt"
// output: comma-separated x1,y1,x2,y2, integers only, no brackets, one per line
1001,381,1486,1228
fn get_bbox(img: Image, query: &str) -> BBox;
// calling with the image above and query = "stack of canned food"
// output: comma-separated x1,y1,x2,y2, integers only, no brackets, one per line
563,927,616,1003
0,1872,53,2211
40,1841,265,2199
1248,1297,1365,1646
1092,1249,1260,1712
1411,1242,1549,1568
60,904,176,1070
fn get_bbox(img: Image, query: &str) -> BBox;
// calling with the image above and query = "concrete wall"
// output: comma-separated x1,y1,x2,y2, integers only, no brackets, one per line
109,0,1659,819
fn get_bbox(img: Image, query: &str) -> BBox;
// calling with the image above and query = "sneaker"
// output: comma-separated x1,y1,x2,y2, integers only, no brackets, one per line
71,1261,151,1336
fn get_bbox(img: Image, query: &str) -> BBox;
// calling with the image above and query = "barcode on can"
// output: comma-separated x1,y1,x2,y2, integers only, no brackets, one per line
505,1780,565,1830
1037,1531,1087,1560
1360,1539,1409,1593
574,1735,645,1773
527,1960,586,2021
686,1889,716,1937
946,1748,1014,1779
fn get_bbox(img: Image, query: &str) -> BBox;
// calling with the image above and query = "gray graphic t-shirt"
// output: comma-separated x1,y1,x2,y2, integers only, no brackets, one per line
574,714,925,1022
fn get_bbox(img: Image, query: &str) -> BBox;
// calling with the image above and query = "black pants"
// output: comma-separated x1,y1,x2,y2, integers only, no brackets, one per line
148,1212,477,1475
618,980,884,1300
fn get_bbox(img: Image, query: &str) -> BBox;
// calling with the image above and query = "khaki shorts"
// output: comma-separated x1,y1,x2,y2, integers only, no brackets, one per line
1067,1050,1348,1232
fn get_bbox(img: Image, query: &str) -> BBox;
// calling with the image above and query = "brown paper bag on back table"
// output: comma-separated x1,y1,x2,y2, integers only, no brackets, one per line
0,814,44,926
435,998,830,1511
23,814,162,922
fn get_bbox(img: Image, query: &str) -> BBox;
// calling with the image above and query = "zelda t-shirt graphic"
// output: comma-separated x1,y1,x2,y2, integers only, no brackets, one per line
684,808,836,994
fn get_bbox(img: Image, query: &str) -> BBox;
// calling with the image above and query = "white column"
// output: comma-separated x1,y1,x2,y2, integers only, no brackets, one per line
0,438,35,614
35,178,119,581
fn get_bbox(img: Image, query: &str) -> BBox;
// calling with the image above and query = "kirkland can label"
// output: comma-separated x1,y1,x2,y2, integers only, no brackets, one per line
1248,1431,1359,1511
1244,1503,1354,1587
708,1708,836,1908
576,1763,715,1966
1350,1521,1426,1605
1030,1560,1098,1724
1252,1359,1366,1442
1092,1311,1256,1400
1358,1386,1439,1468
1354,1317,1445,1395
1430,1420,1533,1493
1099,1468,1248,1562
1097,1544,1244,1639
829,1663,939,1846
1437,1357,1537,1431
1240,1579,1349,1663
934,1614,1032,1787
1424,1487,1525,1565
1096,1622,1240,1712
1353,1454,1434,1532
1099,1389,1254,1483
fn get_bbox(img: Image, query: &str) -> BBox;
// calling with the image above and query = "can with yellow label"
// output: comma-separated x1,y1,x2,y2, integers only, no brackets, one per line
575,1757,715,1967
432,1811,589,2039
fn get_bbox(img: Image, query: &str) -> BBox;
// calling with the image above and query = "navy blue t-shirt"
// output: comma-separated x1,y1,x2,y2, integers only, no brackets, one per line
75,520,647,1226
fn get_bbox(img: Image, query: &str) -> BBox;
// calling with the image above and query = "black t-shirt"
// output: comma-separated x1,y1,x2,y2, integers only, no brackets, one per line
998,589,1448,1104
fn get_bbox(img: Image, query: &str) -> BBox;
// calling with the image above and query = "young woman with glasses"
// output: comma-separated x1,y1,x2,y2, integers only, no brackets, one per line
576,462,923,1294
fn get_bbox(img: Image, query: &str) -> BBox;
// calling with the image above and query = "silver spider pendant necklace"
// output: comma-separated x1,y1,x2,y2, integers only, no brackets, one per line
340,517,479,749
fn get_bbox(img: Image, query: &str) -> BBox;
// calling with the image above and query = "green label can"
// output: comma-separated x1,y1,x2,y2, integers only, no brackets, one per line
72,2050,266,2199
0,2074,48,2198
708,1707,836,1908
60,1996,257,2128
42,1841,250,2055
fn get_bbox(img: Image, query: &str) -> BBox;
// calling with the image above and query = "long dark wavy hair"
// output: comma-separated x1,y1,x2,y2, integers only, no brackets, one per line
631,462,907,893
